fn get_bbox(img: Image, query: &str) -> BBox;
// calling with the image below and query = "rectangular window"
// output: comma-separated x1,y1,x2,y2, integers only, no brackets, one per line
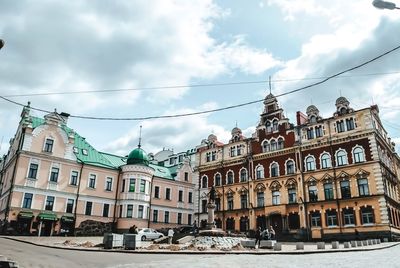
230,147,236,157
138,205,144,219
66,199,74,213
340,180,351,199
307,128,314,139
121,179,126,192
28,163,38,179
70,171,79,186
211,151,216,161
140,179,146,193
88,174,96,188
105,177,113,191
326,211,338,226
178,190,183,202
288,188,297,204
188,214,192,225
240,194,247,209
343,210,355,225
324,183,334,200
85,201,92,216
129,178,136,192
22,193,33,209
202,200,207,213
315,126,323,138
45,196,54,211
215,198,221,211
309,185,318,202
358,178,369,196
49,167,59,182
184,172,189,181
103,204,110,217
337,120,345,133
166,188,171,200
272,191,280,205
126,205,133,218
188,192,193,203
153,210,158,222
164,211,170,223
44,138,54,152
346,118,355,131
154,186,160,198
177,213,182,224
257,192,264,207
311,212,321,227
227,196,234,210
178,155,184,163
206,152,211,162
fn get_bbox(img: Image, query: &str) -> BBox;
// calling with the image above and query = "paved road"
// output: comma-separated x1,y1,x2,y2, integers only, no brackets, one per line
1,238,400,268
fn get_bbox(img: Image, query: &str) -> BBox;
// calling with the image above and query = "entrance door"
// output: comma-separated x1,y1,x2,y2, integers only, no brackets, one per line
16,218,32,235
269,214,283,235
256,215,266,230
41,220,54,236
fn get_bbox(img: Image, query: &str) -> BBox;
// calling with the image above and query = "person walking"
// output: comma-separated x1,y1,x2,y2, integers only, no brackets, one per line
168,228,174,244
261,228,269,240
255,227,262,248
269,225,276,240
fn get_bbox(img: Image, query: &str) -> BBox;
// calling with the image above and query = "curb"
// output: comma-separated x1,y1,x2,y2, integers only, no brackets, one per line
1,237,399,255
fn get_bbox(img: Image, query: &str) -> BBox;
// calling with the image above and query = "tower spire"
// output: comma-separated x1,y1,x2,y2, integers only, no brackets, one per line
138,125,142,148
269,75,272,94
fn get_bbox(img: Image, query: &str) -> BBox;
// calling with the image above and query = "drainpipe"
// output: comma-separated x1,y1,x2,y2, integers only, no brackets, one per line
113,168,122,232
73,160,84,235
147,172,154,228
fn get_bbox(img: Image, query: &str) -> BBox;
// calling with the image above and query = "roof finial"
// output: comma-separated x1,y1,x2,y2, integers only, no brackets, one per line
235,120,238,128
269,75,272,94
138,125,142,148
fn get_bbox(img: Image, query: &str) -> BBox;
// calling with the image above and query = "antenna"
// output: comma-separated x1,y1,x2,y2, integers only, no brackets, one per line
235,120,238,128
269,76,272,94
138,125,142,148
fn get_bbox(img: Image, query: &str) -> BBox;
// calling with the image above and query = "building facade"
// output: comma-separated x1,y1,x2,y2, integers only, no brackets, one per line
0,106,195,236
196,94,400,241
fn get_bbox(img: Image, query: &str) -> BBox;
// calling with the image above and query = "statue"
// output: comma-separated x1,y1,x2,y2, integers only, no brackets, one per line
209,186,216,203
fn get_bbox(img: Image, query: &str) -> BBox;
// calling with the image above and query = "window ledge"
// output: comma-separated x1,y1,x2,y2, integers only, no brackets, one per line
344,224,356,228
26,177,37,181
327,225,338,228
68,184,78,187
362,223,375,226
87,187,96,190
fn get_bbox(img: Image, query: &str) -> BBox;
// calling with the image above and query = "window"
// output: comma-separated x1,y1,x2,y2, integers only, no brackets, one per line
257,192,264,207
166,188,171,200
177,213,182,224
169,157,175,165
343,208,355,225
178,155,184,163
346,118,355,131
240,194,247,209
266,121,272,132
22,193,33,209
361,206,374,225
140,179,146,193
321,153,331,169
126,205,133,218
353,147,365,163
211,151,217,161
237,145,242,156
230,146,236,157
105,177,113,191
154,186,160,198
215,174,221,186
82,149,88,155
336,150,348,166
153,210,158,222
256,165,264,179
70,171,79,186
262,141,270,153
305,156,316,171
119,205,123,218
85,201,92,216
277,138,284,149
88,174,96,189
310,211,321,227
206,152,211,162
288,188,297,204
73,147,79,154
286,160,295,175
272,191,280,205
129,178,136,192
270,163,279,177
227,195,234,210
121,179,125,192
202,176,208,188
240,169,247,182
315,126,323,137
49,167,59,182
28,163,38,179
184,172,189,181
66,199,74,213
326,210,338,226
45,196,54,211
340,180,351,199
164,211,170,223
336,120,345,133
307,128,314,140
103,204,110,217
227,171,234,184
324,182,334,200
188,192,193,203
272,120,278,131
308,183,318,202
358,178,369,196
202,200,207,213
271,140,277,151
188,214,192,225
44,138,54,152
178,190,183,202
138,205,144,219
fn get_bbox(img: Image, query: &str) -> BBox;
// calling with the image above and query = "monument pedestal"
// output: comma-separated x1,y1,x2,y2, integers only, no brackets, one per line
199,201,225,237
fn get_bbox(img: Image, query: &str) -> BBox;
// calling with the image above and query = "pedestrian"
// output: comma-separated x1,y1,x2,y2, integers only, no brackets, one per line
168,228,174,244
261,228,269,240
269,225,276,240
255,227,262,248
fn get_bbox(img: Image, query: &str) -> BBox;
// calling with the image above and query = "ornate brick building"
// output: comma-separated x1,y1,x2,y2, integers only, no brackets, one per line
196,94,400,241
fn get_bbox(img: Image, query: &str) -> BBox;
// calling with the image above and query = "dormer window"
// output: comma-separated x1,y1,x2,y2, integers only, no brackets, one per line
44,138,54,153
272,120,279,131
73,147,79,154
82,149,88,155
310,116,317,123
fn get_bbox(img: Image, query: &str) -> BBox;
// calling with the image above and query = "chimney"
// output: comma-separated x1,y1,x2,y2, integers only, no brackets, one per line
60,112,70,124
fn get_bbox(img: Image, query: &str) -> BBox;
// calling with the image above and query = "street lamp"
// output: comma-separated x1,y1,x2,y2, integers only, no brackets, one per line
0,39,4,50
372,0,399,9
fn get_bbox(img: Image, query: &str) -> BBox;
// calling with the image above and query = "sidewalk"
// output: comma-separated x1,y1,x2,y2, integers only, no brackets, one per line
1,236,398,255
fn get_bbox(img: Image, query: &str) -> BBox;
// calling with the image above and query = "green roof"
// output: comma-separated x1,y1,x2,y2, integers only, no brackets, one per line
150,164,174,180
127,147,149,165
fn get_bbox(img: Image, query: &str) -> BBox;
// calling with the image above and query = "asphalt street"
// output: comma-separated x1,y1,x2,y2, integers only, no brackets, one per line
1,238,400,268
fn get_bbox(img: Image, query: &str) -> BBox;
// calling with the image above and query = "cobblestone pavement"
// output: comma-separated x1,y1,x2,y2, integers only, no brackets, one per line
1,237,399,268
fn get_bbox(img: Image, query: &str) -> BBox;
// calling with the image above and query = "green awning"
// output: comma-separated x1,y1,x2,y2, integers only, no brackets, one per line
61,215,75,223
37,212,58,221
19,211,34,219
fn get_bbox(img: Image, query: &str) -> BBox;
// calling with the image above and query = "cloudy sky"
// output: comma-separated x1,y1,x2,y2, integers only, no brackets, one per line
1,0,400,156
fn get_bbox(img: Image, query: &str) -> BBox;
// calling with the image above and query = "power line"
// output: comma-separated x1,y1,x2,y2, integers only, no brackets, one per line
1,44,400,121
2,71,400,98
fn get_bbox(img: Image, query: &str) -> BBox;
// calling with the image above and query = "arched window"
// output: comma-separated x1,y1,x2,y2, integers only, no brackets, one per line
256,165,264,179
353,146,365,163
240,169,247,182
278,137,284,149
266,120,272,133
201,176,208,188
227,171,234,184
336,149,348,166
320,153,331,169
270,162,279,177
305,156,316,171
272,119,279,131
286,160,295,175
270,140,277,151
215,173,221,186
262,140,270,153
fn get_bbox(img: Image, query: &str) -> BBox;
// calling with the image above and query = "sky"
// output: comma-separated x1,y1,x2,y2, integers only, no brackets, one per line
1,0,400,157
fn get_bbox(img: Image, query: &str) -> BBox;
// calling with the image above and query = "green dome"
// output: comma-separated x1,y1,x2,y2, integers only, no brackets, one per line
127,147,149,165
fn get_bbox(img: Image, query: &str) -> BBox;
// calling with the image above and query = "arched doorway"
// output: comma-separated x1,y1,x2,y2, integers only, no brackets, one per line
256,215,266,230
215,218,222,228
226,217,235,231
239,216,249,232
269,213,283,235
